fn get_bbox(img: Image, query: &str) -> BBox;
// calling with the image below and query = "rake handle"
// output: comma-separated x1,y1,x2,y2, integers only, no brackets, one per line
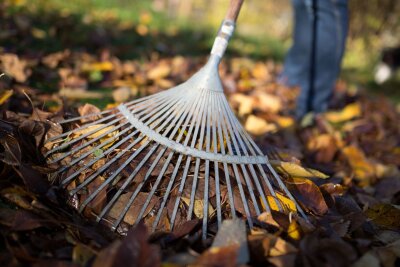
225,0,244,22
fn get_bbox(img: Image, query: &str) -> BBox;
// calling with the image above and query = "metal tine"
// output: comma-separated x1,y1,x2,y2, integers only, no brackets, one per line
201,90,212,240
151,90,208,231
46,92,169,153
133,89,204,230
215,96,236,220
221,100,282,213
95,92,197,222
61,95,184,187
96,143,159,222
50,121,128,164
219,96,271,213
217,95,254,227
210,93,222,227
223,107,304,217
112,146,167,230
218,94,261,215
111,94,200,230
78,140,150,212
187,91,210,221
68,93,191,192
166,88,208,229
49,94,172,162
54,126,132,170
266,162,308,219
56,88,171,125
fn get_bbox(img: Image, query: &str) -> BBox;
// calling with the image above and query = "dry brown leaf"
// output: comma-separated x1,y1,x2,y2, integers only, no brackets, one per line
365,204,400,229
112,87,131,103
286,177,329,215
0,53,31,82
181,197,214,219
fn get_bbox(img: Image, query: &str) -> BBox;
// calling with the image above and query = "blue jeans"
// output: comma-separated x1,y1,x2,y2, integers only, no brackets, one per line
282,0,348,118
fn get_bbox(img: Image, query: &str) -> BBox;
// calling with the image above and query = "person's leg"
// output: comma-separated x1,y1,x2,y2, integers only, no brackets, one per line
310,0,348,113
281,0,312,87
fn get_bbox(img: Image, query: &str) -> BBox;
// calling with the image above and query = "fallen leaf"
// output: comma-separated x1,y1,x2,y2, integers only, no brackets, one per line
286,177,329,215
0,89,13,105
245,115,277,135
270,160,329,179
181,197,214,219
365,203,400,229
0,53,31,82
324,102,361,123
112,87,131,103
342,145,376,186
147,63,170,80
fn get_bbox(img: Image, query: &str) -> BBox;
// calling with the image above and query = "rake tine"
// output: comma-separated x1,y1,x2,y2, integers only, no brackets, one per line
60,95,184,185
168,90,208,229
222,103,261,215
151,90,207,231
111,93,201,229
57,90,167,125
47,92,170,144
134,92,202,230
266,163,308,219
96,143,159,222
219,96,270,213
70,135,147,196
187,91,210,221
70,92,194,192
78,140,150,211
55,125,132,170
221,99,282,213
216,112,236,219
48,118,127,162
210,93,222,227
218,95,253,227
201,90,213,240
112,146,167,231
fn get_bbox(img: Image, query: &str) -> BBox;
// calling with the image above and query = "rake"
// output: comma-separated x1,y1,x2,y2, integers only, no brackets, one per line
45,0,307,239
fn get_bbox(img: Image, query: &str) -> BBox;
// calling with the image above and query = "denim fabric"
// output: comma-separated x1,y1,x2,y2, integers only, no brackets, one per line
282,0,348,118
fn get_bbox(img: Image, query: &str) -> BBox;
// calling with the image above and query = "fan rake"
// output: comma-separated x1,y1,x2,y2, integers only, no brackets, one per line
45,0,307,239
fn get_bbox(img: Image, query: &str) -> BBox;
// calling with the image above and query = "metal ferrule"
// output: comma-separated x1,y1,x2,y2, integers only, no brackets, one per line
210,19,236,60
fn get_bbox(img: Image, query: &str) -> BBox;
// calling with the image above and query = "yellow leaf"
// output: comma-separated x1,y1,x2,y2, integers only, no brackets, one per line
251,62,270,80
72,124,119,149
342,145,375,186
324,102,361,123
181,197,214,219
245,115,277,135
264,192,297,213
253,91,282,113
275,116,294,128
0,90,13,105
148,64,170,80
82,61,113,72
230,93,254,116
270,160,329,179
287,220,301,240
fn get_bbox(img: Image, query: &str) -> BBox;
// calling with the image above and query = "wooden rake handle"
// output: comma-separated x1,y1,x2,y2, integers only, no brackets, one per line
225,0,244,22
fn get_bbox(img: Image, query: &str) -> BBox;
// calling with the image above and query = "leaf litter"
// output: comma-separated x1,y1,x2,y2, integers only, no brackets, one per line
0,5,400,267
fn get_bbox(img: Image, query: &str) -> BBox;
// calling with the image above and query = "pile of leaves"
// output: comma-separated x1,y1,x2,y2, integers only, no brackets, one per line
1,3,400,267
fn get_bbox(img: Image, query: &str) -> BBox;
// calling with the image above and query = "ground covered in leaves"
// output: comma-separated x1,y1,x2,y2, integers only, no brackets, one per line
1,3,400,267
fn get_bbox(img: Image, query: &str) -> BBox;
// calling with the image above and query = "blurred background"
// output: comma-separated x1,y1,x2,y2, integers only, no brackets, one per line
1,0,400,103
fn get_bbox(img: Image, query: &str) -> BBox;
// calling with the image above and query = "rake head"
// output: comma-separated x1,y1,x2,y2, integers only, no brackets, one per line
44,2,307,239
